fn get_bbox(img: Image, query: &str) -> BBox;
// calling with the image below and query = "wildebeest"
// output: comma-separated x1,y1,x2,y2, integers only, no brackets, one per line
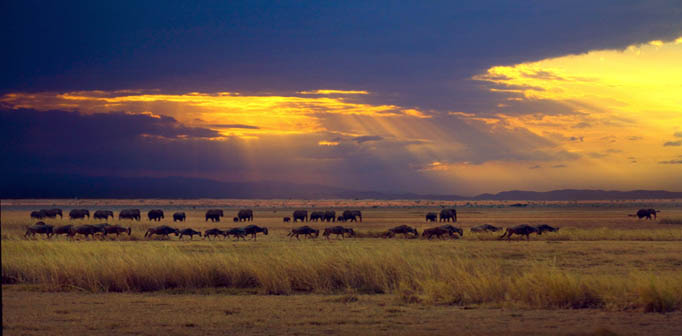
69,224,106,240
384,225,418,238
173,212,186,222
203,228,227,240
536,224,559,234
439,224,464,237
439,208,457,222
283,217,291,222
103,225,132,237
425,212,437,222
54,225,74,239
93,210,114,220
25,223,54,239
336,216,345,222
499,224,539,240
43,208,63,218
243,224,269,240
635,208,658,220
293,210,308,222
179,228,201,240
226,227,247,240
119,209,141,220
205,209,224,222
147,209,164,221
310,211,325,221
30,210,47,219
238,209,254,221
324,210,336,222
69,209,90,219
322,226,355,239
288,225,320,240
422,227,450,239
144,225,179,239
470,224,502,233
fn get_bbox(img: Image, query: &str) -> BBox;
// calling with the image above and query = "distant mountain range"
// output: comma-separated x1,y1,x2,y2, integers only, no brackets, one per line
1,174,681,200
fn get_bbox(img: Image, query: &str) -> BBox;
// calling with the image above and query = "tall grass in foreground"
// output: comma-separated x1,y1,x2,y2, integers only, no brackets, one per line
3,241,682,312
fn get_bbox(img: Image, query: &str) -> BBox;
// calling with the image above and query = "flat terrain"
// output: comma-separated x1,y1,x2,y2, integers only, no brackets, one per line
4,289,682,336
3,199,682,335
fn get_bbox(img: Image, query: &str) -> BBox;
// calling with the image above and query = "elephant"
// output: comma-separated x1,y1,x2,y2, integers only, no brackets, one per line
310,211,325,222
341,210,358,222
69,209,90,220
93,210,114,220
425,212,437,222
323,210,336,222
439,208,457,222
351,210,362,222
173,212,186,222
293,210,308,222
238,209,254,221
147,209,164,221
42,208,63,218
119,209,141,220
205,209,224,222
30,210,47,219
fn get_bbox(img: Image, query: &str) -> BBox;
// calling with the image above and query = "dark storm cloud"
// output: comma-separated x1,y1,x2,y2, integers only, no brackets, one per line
2,1,681,112
209,124,261,129
353,135,384,143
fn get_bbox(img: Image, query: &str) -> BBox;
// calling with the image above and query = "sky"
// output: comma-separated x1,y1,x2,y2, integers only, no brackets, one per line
1,1,681,196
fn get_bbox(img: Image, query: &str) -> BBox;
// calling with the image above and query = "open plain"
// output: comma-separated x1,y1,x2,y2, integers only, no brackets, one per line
3,199,682,335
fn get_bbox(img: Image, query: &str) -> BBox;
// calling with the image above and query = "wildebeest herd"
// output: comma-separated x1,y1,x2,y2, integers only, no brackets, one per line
23,207,659,241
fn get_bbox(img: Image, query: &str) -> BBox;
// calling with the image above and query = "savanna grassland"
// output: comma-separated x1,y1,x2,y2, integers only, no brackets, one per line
3,199,682,335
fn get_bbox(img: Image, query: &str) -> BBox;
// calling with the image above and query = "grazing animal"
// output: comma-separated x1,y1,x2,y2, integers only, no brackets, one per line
293,210,308,222
43,208,63,218
173,212,186,222
238,209,254,221
93,210,114,220
30,210,47,219
119,209,141,220
439,208,457,222
145,225,179,239
203,228,227,240
243,224,269,240
636,208,658,220
499,224,539,240
179,228,201,240
425,212,437,222
54,225,74,239
536,224,559,234
341,210,358,222
25,223,54,239
322,226,355,239
439,224,464,237
103,225,131,237
232,217,238,222
226,227,247,240
147,209,164,221
351,210,362,222
205,209,224,222
310,211,325,222
283,217,291,222
324,210,336,222
69,224,105,239
384,225,418,238
422,227,450,239
288,226,320,240
470,224,502,233
69,209,90,219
